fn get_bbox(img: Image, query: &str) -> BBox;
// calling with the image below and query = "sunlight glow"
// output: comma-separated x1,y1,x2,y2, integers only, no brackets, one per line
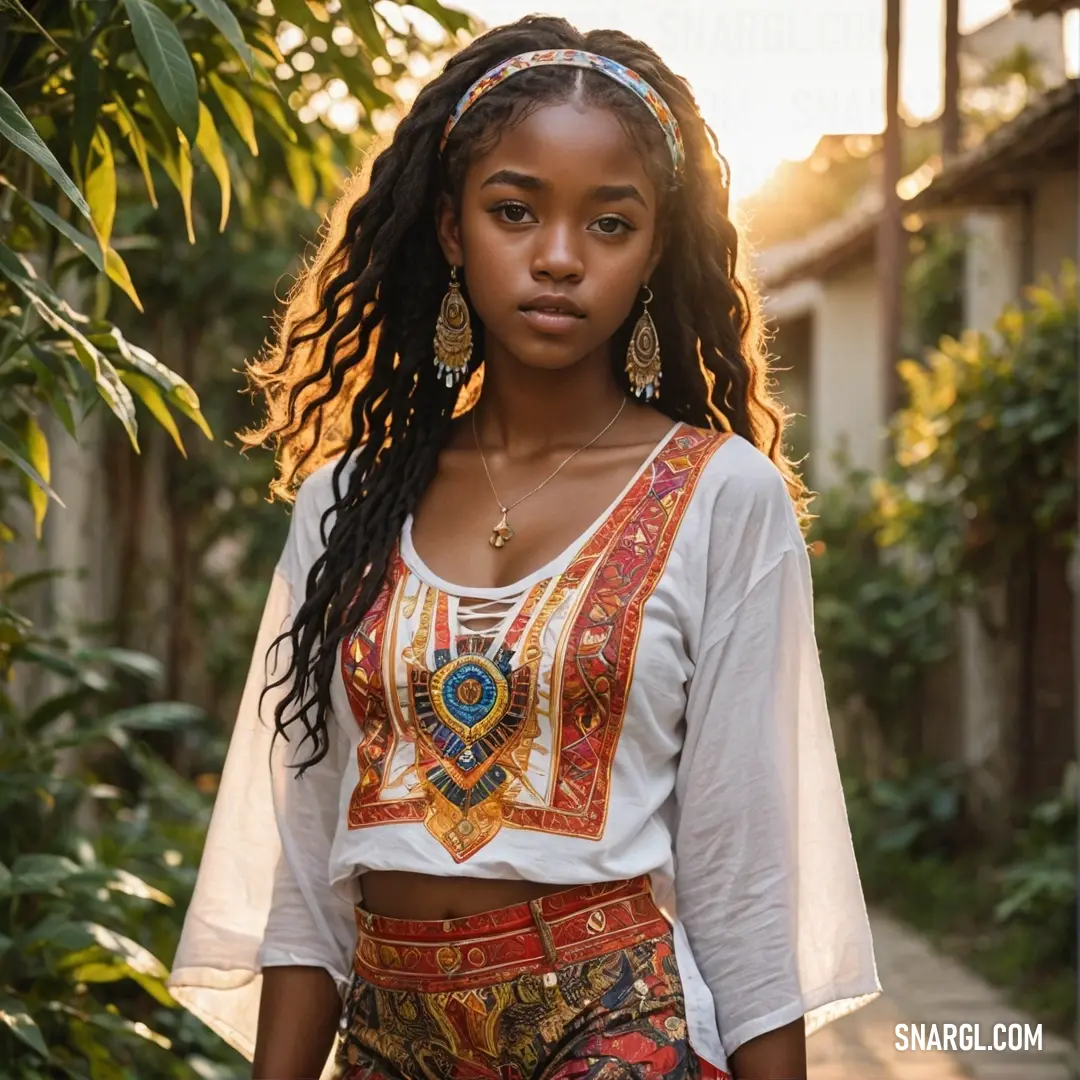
448,0,1071,205
277,23,306,54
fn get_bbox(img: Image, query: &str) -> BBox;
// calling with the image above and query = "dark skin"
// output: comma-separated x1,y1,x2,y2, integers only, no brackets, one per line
252,101,807,1080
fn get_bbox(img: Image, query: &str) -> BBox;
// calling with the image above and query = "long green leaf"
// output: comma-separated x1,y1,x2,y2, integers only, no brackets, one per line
177,130,195,242
311,131,343,194
93,355,140,447
9,853,80,893
72,645,163,682
133,91,187,206
105,868,174,906
111,93,158,207
168,384,213,440
273,0,318,28
248,84,298,144
85,126,117,247
86,1010,171,1049
120,371,186,455
284,141,316,208
0,421,64,506
0,87,92,222
0,241,90,324
29,346,79,437
340,1,388,59
249,25,285,64
123,0,199,144
102,246,144,312
407,0,472,35
195,101,230,231
24,414,50,537
14,190,104,272
0,247,140,447
75,126,143,311
189,0,254,73
208,72,258,156
93,329,210,437
88,325,185,394
85,923,169,978
102,700,206,732
0,995,48,1058
72,51,102,174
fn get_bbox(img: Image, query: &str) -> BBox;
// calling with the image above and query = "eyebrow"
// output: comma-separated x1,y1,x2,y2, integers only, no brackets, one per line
480,170,648,208
590,183,647,208
480,169,546,191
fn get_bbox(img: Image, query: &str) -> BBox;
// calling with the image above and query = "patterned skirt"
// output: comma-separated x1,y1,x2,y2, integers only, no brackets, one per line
335,876,730,1079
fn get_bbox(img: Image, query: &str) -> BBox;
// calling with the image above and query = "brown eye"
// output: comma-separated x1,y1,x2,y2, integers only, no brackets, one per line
493,202,535,224
590,216,633,235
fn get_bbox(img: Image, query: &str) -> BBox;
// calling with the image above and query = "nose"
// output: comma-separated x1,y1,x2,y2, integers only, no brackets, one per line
530,220,584,283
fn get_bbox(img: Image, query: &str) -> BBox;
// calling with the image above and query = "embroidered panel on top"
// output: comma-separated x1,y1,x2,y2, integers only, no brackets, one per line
340,425,731,861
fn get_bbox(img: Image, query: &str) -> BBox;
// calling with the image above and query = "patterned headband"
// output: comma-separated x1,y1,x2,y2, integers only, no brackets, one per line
440,49,685,175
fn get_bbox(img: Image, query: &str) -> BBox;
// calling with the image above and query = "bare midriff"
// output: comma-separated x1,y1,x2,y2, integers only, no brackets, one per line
358,870,571,920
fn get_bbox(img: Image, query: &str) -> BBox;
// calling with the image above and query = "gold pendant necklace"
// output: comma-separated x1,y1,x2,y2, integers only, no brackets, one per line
472,398,627,549
490,509,514,549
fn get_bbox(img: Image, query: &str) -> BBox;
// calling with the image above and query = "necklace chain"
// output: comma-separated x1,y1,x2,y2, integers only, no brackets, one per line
472,398,627,548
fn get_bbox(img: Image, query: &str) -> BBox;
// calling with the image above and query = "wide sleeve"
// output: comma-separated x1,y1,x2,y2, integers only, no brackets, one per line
167,475,356,1061
675,529,881,1058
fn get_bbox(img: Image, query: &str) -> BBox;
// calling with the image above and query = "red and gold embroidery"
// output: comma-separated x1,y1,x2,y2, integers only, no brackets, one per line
341,425,731,860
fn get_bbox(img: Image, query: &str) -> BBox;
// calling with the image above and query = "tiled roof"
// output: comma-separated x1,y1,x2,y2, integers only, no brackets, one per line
1011,0,1079,15
756,79,1078,289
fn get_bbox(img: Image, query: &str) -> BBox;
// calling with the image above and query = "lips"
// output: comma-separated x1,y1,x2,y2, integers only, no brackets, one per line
519,294,585,318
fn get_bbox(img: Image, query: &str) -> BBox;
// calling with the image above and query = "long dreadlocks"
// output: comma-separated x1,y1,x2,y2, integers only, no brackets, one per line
244,15,805,772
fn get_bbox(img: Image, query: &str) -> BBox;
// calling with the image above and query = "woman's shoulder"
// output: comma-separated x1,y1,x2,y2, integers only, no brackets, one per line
279,453,357,574
678,426,791,507
292,452,356,518
676,425,803,559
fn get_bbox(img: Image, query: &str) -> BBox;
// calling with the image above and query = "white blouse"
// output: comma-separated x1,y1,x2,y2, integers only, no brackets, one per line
168,423,880,1073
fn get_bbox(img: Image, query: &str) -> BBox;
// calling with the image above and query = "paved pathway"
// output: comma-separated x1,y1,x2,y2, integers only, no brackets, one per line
808,909,1075,1079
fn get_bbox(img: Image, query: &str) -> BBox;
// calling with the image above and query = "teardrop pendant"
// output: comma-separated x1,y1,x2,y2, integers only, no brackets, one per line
433,266,473,386
625,285,662,399
489,510,515,549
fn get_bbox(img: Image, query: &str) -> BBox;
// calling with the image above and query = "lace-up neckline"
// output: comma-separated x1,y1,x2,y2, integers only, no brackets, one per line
400,421,681,605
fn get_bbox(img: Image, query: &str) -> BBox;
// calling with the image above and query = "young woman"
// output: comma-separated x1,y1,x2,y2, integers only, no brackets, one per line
170,15,880,1080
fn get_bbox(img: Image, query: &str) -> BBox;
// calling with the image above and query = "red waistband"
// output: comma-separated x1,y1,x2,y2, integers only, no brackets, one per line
353,876,669,991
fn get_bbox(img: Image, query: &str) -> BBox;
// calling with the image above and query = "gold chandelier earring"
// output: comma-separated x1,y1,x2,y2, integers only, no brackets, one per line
625,284,661,400
433,265,473,387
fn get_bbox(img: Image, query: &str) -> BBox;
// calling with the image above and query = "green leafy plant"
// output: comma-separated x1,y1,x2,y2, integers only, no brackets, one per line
1,0,473,531
0,570,246,1078
893,262,1078,575
812,263,1078,749
845,762,966,863
807,461,954,746
821,264,1079,1035
904,225,966,353
0,3,475,1074
995,766,1077,938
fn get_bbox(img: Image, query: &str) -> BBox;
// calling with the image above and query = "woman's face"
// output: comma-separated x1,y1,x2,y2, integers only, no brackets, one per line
438,101,663,373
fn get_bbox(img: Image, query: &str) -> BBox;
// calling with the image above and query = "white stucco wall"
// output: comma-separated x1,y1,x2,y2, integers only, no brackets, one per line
963,206,1026,333
809,258,886,487
764,256,886,488
1031,167,1079,280
762,162,1076,491
964,165,1079,333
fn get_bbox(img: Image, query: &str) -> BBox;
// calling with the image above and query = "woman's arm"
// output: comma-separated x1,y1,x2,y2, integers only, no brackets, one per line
729,1018,807,1079
252,966,341,1079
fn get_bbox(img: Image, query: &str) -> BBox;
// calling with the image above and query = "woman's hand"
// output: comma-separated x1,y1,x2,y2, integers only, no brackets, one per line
252,965,342,1079
729,1017,807,1079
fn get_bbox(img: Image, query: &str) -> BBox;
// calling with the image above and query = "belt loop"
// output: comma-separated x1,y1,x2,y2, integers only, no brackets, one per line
528,898,559,966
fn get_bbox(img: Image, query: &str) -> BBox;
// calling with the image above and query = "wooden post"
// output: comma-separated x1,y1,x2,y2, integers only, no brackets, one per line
880,0,904,418
943,0,961,160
